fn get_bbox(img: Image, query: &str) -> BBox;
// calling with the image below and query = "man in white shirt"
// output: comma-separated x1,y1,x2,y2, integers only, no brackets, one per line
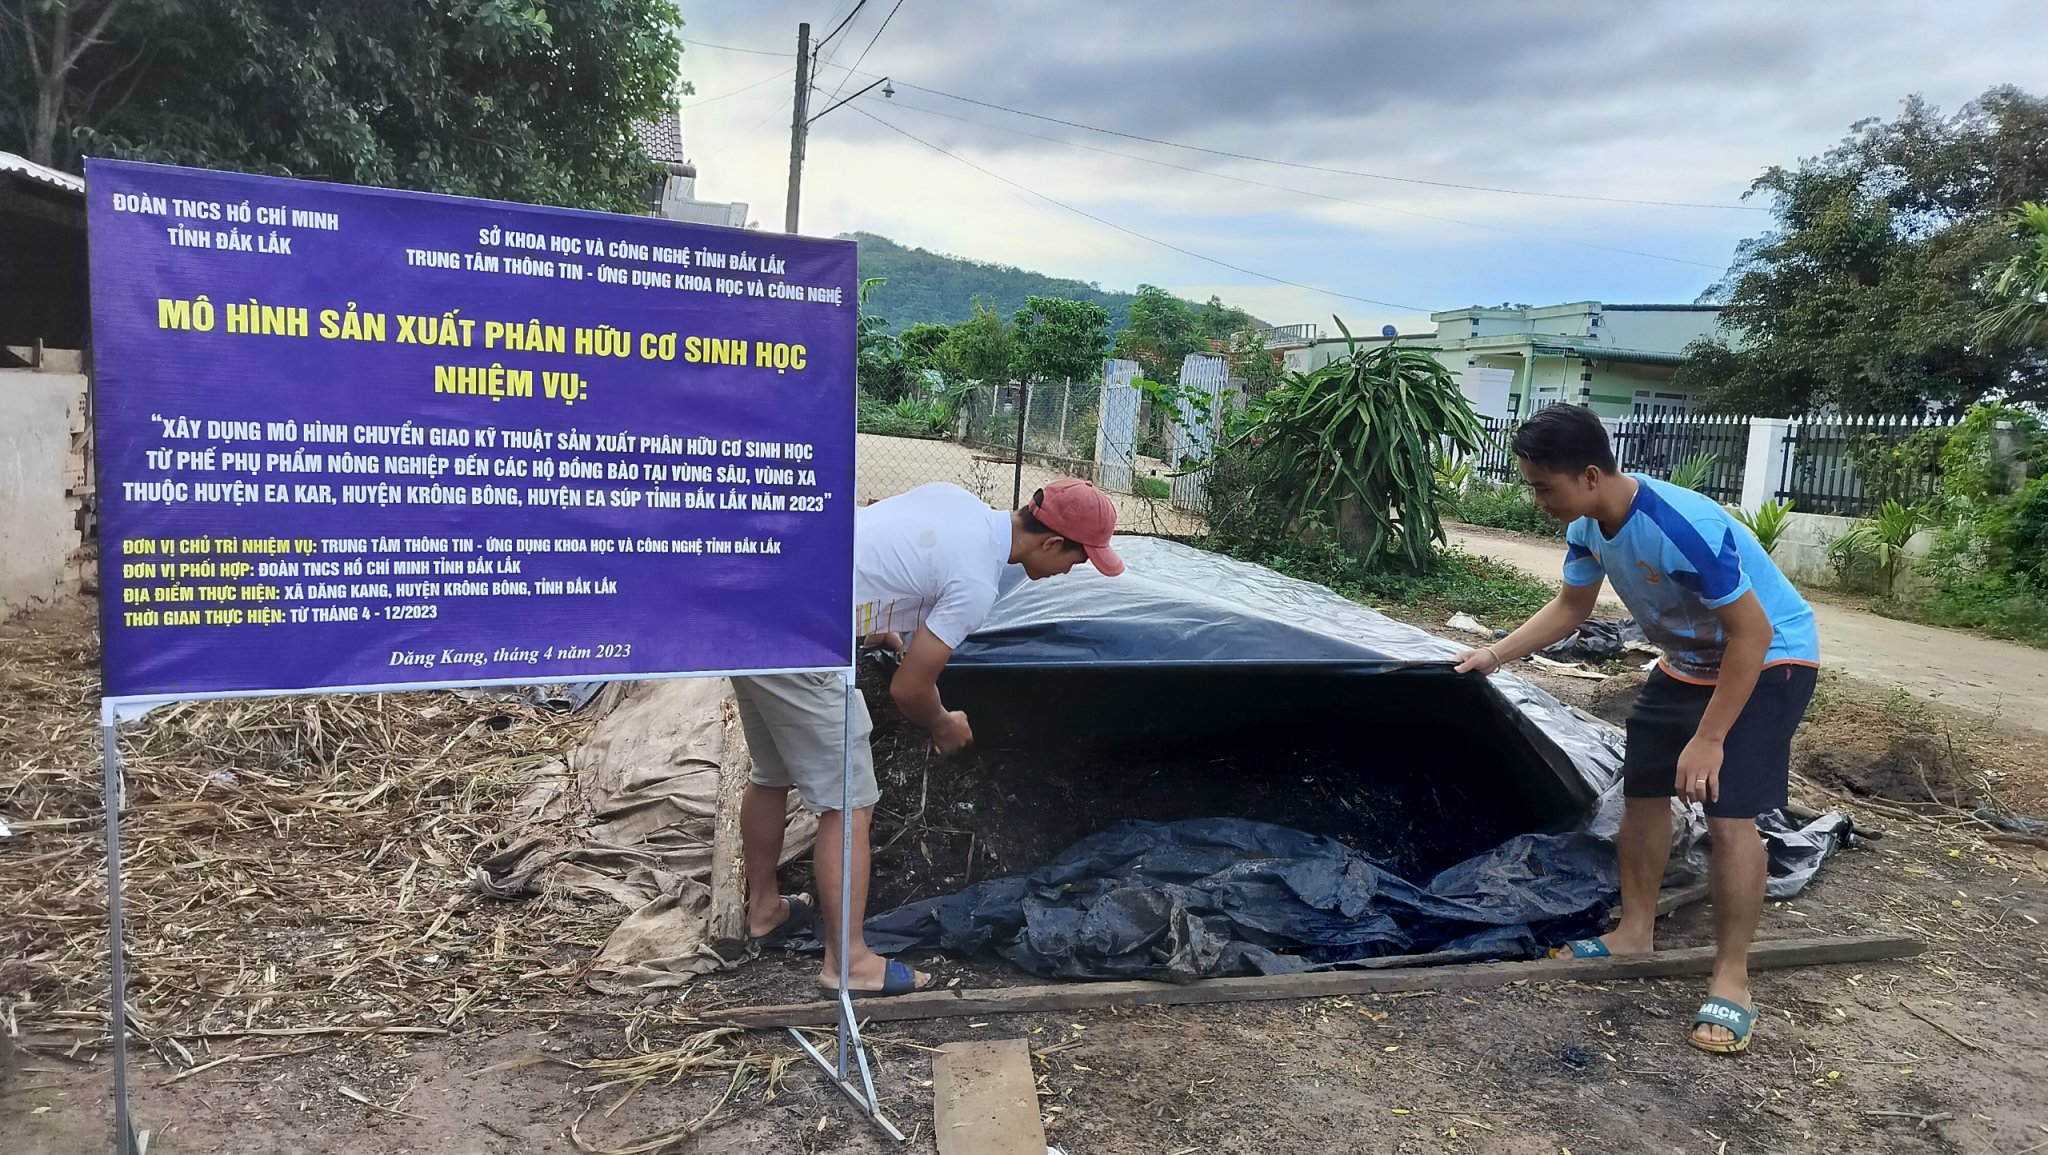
735,478,1124,998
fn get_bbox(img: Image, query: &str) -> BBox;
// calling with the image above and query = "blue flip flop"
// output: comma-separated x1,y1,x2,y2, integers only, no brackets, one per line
1690,996,1757,1054
1550,938,1611,959
818,959,933,1000
750,894,816,945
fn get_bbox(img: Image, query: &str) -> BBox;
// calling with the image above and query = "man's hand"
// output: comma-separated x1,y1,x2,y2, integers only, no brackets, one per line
862,631,905,654
1676,734,1724,806
1453,647,1502,675
932,710,974,755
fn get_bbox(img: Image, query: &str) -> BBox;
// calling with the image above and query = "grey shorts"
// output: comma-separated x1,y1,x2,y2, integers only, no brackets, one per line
730,672,878,814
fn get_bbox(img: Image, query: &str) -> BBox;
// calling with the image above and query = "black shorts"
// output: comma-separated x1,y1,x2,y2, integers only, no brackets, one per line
1622,663,1818,819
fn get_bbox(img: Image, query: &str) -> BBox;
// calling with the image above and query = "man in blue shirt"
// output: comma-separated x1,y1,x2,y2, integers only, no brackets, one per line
1453,405,1819,1055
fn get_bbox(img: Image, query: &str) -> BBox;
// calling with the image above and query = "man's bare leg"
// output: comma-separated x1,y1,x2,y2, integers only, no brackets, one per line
1695,815,1767,1045
1585,796,1672,955
814,804,927,991
741,783,797,937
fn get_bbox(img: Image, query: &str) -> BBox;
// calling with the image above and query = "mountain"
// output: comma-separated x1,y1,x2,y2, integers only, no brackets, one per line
843,231,1262,333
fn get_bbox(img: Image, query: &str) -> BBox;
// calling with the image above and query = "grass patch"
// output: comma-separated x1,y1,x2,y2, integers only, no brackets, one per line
1201,534,1553,629
1869,580,2048,649
1444,482,1562,538
857,391,952,439
1135,475,1171,501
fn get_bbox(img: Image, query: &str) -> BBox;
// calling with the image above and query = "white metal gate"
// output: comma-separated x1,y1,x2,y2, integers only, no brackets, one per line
1095,358,1141,494
1170,354,1239,513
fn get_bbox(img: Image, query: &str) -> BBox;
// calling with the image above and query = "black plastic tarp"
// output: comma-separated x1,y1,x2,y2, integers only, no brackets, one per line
835,537,1850,980
961,537,1624,808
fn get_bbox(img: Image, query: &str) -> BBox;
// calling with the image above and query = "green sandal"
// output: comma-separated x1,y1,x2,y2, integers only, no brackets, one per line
1689,996,1756,1054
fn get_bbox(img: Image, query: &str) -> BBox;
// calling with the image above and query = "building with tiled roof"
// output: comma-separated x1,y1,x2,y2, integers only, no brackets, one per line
632,112,747,228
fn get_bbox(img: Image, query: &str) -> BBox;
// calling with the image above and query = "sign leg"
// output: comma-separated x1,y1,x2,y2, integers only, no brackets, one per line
782,669,901,1140
101,704,143,1155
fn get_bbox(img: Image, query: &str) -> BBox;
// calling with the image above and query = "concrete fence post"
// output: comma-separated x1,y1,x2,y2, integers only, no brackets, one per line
1740,417,1795,511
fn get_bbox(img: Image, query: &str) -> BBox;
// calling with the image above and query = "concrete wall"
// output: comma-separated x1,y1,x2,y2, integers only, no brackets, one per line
1596,309,1720,355
0,362,88,618
1763,509,1933,593
1487,353,1685,419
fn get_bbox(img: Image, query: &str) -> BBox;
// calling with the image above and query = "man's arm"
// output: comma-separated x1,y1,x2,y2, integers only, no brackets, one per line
890,623,974,754
1677,590,1774,806
1453,578,1603,674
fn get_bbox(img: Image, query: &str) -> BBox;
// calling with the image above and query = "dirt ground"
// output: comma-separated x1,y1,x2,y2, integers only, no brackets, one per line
6,594,2048,1155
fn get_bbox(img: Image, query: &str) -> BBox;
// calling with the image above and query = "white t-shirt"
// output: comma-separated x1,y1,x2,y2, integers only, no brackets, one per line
854,483,1012,649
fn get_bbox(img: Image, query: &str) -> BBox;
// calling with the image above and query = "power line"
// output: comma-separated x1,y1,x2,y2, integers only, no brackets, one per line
814,0,868,53
881,97,1723,270
852,105,1427,314
825,0,905,104
686,66,793,110
702,95,793,163
888,80,1762,212
680,36,789,57
683,36,1762,213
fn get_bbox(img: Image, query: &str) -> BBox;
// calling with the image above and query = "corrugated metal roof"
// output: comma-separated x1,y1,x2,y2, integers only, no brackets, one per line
0,151,85,195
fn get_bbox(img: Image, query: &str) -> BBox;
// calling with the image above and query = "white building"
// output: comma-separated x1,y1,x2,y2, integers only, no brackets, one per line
633,114,748,228
1283,301,1724,420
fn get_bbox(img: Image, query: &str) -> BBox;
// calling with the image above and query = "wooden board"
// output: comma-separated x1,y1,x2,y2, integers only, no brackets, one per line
704,700,752,957
714,934,1921,1029
1655,879,1712,916
931,1038,1046,1155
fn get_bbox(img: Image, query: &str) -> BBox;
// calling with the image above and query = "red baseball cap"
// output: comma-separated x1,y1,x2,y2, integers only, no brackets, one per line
1030,477,1125,576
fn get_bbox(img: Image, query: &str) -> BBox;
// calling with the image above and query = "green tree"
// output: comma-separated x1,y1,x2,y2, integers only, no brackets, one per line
1978,202,2048,350
934,297,1013,385
1675,87,2048,415
897,321,952,372
2,0,684,214
1114,284,1204,383
1227,327,1284,397
1199,294,1256,342
0,0,129,167
1011,295,1110,385
856,277,913,402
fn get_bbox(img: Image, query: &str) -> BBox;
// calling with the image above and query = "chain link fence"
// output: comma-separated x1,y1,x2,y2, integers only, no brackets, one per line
855,362,1198,535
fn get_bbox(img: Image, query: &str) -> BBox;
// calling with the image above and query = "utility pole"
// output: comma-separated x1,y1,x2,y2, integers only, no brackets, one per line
783,20,892,236
784,21,811,234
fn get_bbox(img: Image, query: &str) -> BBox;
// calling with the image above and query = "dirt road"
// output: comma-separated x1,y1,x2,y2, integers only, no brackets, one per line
1446,524,2048,730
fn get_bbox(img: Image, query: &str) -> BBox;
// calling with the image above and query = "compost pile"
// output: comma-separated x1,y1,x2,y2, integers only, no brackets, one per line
812,537,1852,981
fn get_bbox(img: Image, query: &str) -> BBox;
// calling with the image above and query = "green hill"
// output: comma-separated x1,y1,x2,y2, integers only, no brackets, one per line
844,231,1262,333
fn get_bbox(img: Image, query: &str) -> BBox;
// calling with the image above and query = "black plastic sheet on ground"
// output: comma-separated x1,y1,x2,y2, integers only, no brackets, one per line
1539,618,1651,664
856,811,1851,981
829,538,1851,981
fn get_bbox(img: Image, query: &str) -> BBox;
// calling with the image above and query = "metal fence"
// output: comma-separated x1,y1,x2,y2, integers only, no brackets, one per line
1610,415,1749,504
853,361,1195,535
1471,416,1521,482
1471,413,1750,503
1775,413,1954,516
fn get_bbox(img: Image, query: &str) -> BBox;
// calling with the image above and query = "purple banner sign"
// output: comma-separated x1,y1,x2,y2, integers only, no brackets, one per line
87,159,856,700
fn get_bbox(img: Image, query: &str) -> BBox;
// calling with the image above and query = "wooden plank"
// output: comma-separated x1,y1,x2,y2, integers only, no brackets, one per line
931,1039,1045,1155
704,698,752,957
714,934,1921,1029
1655,879,1712,916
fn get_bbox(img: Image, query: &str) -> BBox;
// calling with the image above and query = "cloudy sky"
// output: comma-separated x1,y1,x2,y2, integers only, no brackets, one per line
676,1,2046,332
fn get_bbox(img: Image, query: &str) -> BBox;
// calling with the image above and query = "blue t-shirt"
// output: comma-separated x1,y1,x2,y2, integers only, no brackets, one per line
1562,475,1819,683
